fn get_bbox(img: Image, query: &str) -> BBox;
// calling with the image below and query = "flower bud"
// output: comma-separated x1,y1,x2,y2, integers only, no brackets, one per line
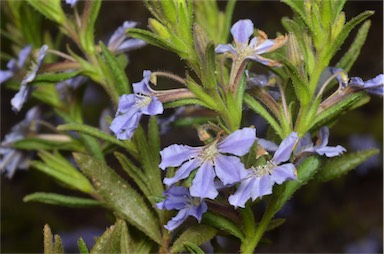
286,33,303,67
148,18,171,40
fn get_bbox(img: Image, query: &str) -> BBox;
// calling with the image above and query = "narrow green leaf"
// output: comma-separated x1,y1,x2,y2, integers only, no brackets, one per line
266,218,286,232
272,156,321,213
317,149,379,182
185,242,205,254
202,212,245,240
185,77,217,109
281,0,313,34
202,42,217,90
148,116,161,162
78,238,90,254
325,10,374,63
164,98,213,109
54,235,64,254
128,28,175,52
74,153,162,244
222,0,236,43
26,0,65,24
244,94,283,138
43,224,54,254
91,222,121,254
33,71,81,83
57,123,137,156
336,20,371,72
80,0,101,54
23,192,102,208
12,136,83,152
120,220,132,254
171,224,217,253
99,42,130,95
19,3,42,47
114,152,152,199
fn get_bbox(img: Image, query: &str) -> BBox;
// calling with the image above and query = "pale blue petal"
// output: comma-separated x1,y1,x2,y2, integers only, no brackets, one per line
108,21,138,51
246,55,270,65
188,201,208,222
214,154,247,185
115,39,146,54
215,44,236,55
156,186,190,210
250,174,273,201
270,163,296,184
254,39,275,54
231,19,254,44
133,70,153,95
257,138,278,152
163,158,201,186
295,133,314,154
228,177,255,208
65,0,78,7
316,145,346,157
11,82,31,112
159,144,201,169
272,132,299,164
117,94,136,114
316,127,329,148
109,108,141,140
141,96,163,115
0,70,14,84
164,208,189,231
190,161,218,199
217,127,256,156
17,45,32,67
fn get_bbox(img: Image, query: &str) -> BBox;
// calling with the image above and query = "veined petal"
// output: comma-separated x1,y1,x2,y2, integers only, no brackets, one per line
109,109,141,140
217,127,256,156
190,161,218,199
273,132,298,164
315,145,346,157
250,174,273,201
231,19,254,44
188,201,208,222
159,144,200,169
164,208,189,231
215,44,236,55
270,163,296,184
214,154,247,185
254,39,275,54
228,177,255,208
117,94,136,114
163,158,201,186
141,96,163,115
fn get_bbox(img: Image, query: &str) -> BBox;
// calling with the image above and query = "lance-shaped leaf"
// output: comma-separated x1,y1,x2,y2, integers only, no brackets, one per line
171,224,217,253
44,224,54,254
336,20,371,73
26,0,65,24
32,71,82,84
90,221,122,254
185,77,217,109
12,136,83,152
202,212,245,240
316,149,379,182
20,3,42,47
99,42,130,95
23,192,102,208
74,153,162,244
78,238,89,254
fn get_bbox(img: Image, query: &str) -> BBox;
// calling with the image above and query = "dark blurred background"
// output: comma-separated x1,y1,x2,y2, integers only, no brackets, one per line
1,1,382,253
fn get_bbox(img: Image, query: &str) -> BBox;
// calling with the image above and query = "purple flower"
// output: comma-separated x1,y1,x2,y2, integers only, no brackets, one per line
295,127,346,157
156,186,207,231
110,70,163,140
11,45,48,112
228,132,299,208
107,21,146,54
0,107,40,178
349,75,384,96
65,0,78,8
0,45,32,84
159,128,256,199
215,19,287,67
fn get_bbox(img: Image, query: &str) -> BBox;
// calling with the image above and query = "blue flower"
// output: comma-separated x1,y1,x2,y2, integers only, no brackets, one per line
156,186,207,231
159,128,256,199
110,70,163,140
11,45,48,112
295,127,346,157
107,21,146,54
65,0,78,8
0,45,32,85
0,107,40,178
215,19,287,67
228,132,298,208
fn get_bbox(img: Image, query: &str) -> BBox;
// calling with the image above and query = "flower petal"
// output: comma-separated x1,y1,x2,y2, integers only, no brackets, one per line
159,144,200,169
163,158,201,186
188,201,208,222
11,82,32,112
17,45,32,67
315,145,346,157
117,94,136,114
272,132,298,164
133,70,153,95
115,39,146,54
253,39,275,54
217,127,256,156
228,177,255,208
164,208,189,231
215,44,236,55
257,138,279,152
214,154,247,185
315,127,329,148
157,186,190,210
250,175,273,200
270,163,296,184
231,19,254,44
0,70,14,84
141,96,163,115
109,108,141,140
190,161,218,199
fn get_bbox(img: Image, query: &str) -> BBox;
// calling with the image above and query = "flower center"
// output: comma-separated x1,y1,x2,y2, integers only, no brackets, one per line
135,94,152,108
199,142,218,162
252,161,276,177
